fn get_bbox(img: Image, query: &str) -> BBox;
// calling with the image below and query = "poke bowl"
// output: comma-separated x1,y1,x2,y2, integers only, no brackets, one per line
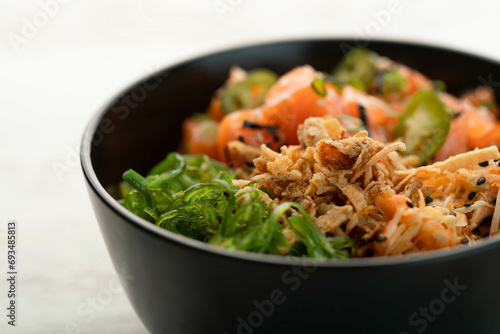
81,39,500,334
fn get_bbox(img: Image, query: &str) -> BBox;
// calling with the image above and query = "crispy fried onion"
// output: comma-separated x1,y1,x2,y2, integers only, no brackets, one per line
229,117,500,257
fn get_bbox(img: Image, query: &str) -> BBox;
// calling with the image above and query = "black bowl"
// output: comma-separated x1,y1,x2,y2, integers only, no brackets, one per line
81,39,500,334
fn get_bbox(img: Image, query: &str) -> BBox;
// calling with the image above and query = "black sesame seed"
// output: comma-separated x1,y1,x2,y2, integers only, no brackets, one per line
461,237,469,245
493,197,498,205
495,159,500,162
450,212,457,217
498,161,500,167
425,196,433,204
464,202,472,207
477,177,486,185
365,249,374,257
375,235,387,242
238,136,246,144
406,201,414,208
483,232,490,239
468,192,477,201
479,161,489,167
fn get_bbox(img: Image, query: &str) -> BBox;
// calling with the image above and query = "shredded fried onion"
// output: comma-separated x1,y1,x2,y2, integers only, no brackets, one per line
230,117,500,257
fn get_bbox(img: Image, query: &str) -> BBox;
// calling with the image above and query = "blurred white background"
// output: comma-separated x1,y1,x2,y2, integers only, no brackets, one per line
0,0,499,333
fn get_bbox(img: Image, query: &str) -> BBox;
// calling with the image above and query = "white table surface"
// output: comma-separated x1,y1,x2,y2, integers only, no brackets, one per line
1,0,500,333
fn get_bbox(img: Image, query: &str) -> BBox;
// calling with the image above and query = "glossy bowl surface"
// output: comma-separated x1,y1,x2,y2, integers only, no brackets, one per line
81,39,500,334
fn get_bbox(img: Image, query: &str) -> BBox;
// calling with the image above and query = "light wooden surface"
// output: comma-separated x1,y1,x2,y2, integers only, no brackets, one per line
1,1,499,333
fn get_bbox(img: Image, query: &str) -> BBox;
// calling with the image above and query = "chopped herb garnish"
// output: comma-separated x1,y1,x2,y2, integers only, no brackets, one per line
310,78,327,97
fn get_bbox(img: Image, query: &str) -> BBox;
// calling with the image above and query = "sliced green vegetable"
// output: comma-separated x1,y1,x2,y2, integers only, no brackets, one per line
395,91,451,164
333,48,378,91
379,69,407,94
431,80,446,92
311,78,327,97
221,69,278,113
336,115,365,133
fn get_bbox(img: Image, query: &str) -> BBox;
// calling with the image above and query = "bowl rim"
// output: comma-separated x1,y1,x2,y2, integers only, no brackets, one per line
81,37,500,269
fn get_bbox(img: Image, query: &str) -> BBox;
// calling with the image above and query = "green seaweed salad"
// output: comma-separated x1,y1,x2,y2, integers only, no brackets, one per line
119,153,354,259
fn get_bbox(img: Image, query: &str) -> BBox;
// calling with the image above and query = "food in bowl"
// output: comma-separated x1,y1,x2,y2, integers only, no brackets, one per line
118,48,500,259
